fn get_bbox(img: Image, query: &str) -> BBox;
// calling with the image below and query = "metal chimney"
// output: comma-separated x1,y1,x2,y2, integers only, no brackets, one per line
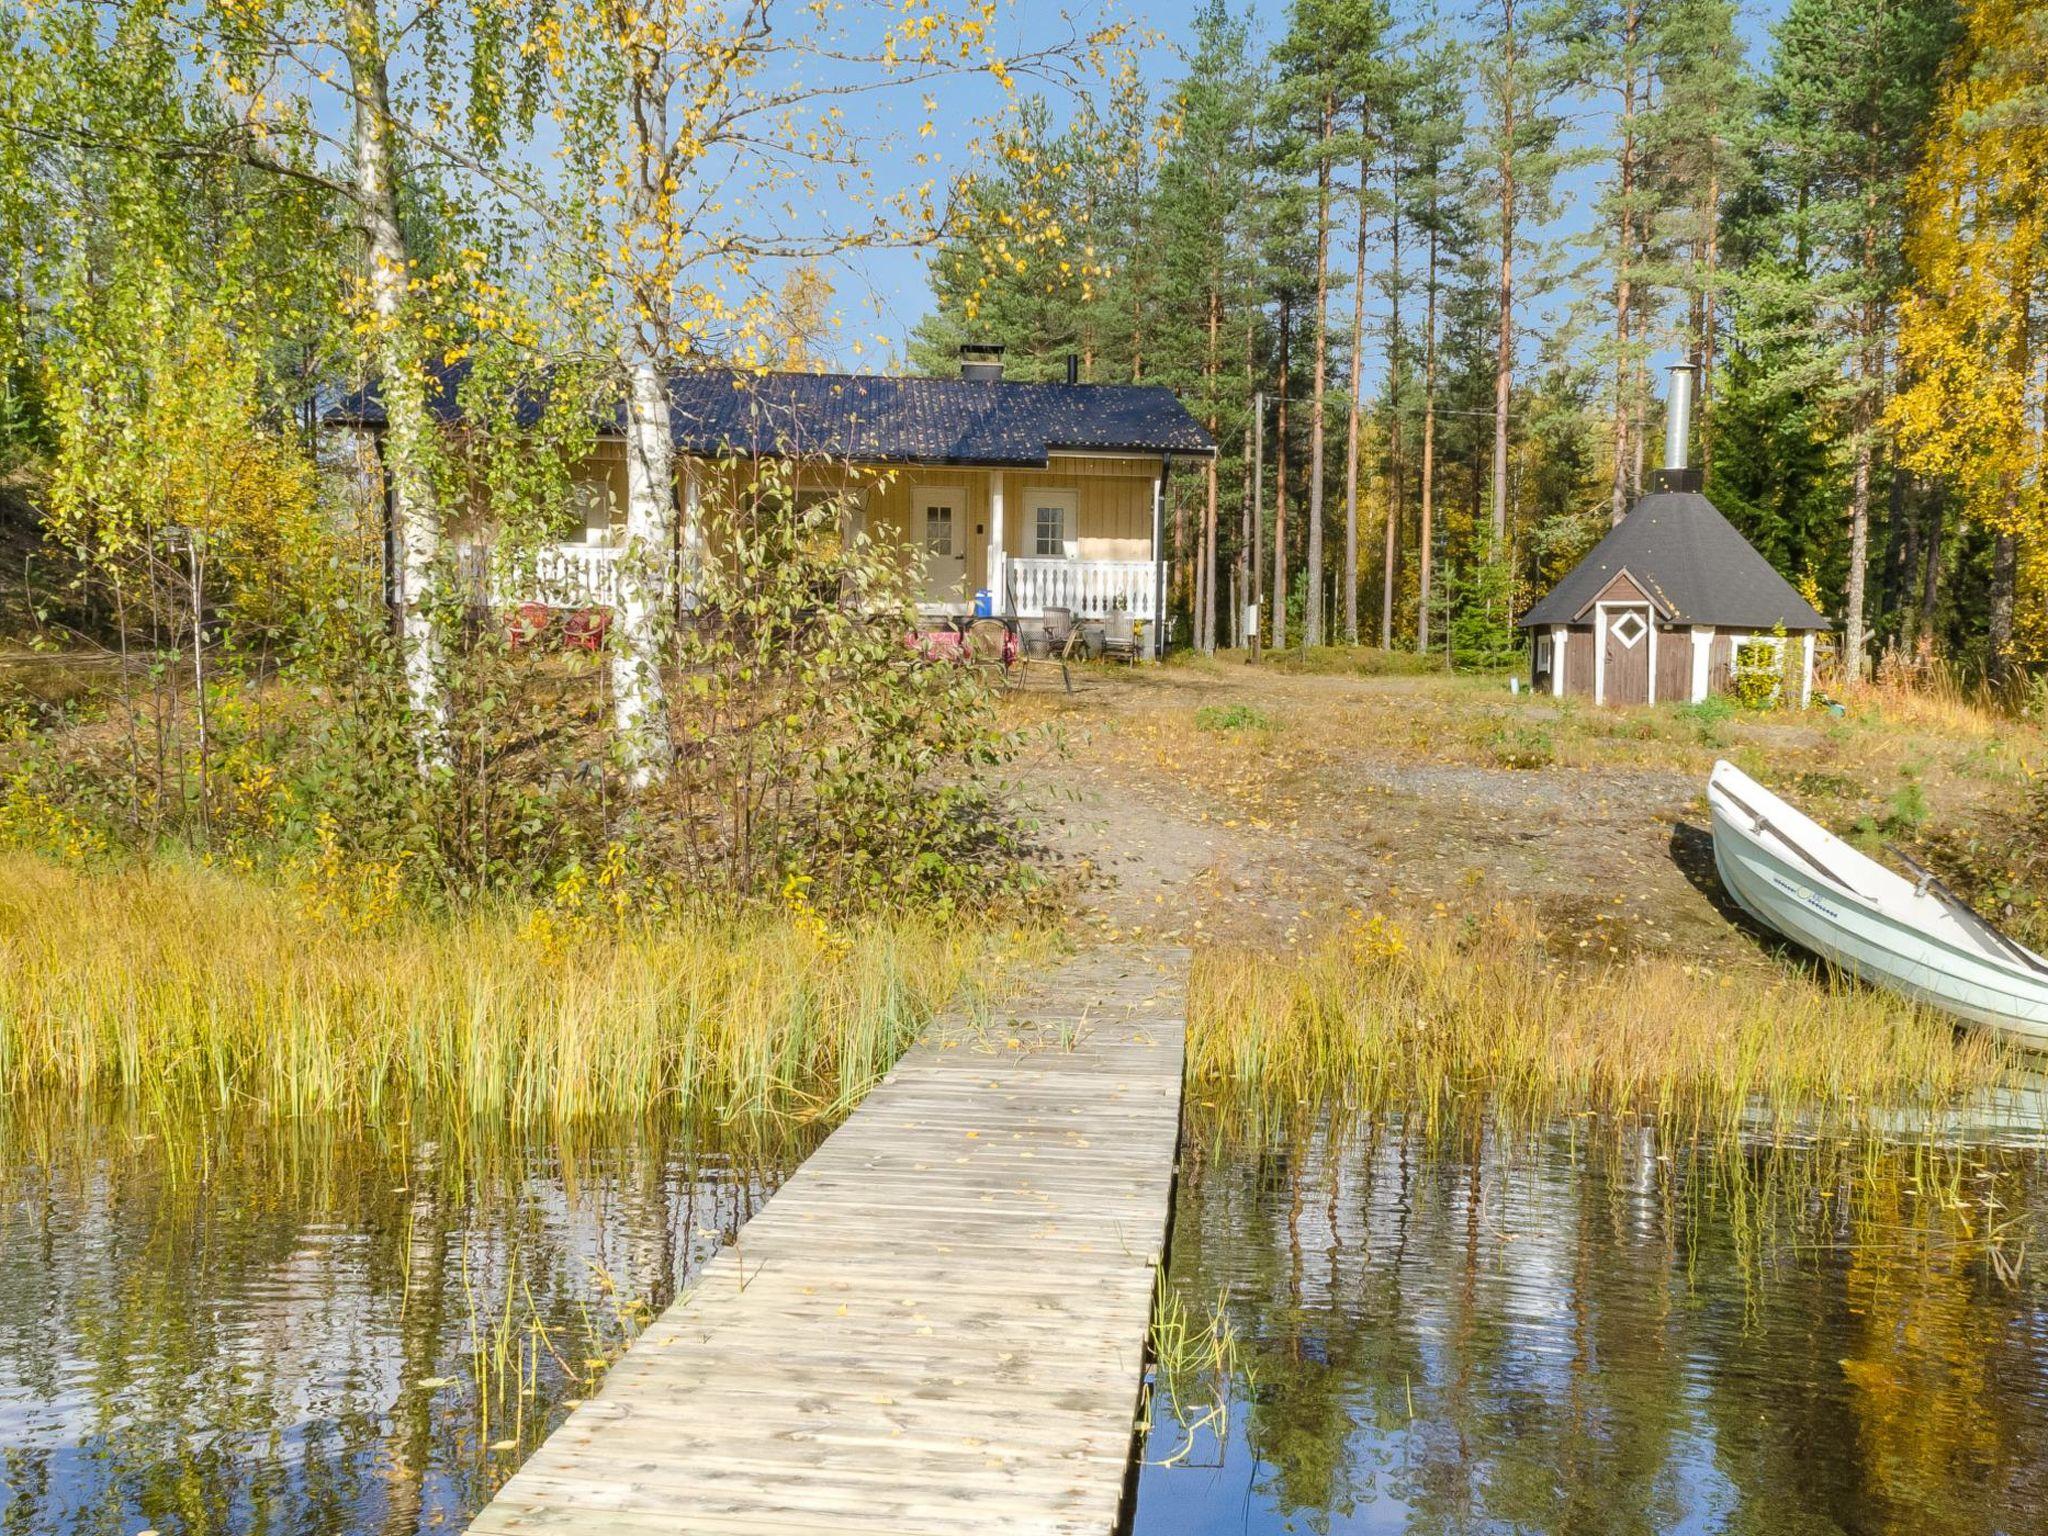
1652,358,1704,493
958,342,1005,383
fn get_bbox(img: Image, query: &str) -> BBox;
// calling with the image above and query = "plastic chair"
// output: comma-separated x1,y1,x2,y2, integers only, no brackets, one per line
561,608,612,652
507,603,552,651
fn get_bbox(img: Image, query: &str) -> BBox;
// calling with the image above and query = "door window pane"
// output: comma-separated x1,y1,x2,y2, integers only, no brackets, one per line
923,505,954,555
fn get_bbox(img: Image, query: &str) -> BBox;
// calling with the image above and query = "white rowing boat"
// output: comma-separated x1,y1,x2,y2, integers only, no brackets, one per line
1707,759,2048,1051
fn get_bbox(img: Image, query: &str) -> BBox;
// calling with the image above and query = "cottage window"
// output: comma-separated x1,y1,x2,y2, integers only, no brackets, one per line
1033,501,1067,558
1611,611,1647,649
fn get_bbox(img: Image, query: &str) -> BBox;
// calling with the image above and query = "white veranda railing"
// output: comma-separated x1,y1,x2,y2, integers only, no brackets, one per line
459,543,624,608
1005,558,1161,622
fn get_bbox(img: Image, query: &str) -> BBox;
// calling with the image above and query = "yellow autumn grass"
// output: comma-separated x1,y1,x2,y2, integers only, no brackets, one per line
0,853,1047,1125
1188,908,2024,1129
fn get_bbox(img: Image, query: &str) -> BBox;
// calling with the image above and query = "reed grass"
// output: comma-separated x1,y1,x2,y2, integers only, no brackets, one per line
0,853,1047,1125
1187,908,2025,1130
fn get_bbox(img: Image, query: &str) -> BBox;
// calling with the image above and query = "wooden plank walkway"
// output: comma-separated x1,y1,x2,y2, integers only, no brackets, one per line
469,946,1186,1536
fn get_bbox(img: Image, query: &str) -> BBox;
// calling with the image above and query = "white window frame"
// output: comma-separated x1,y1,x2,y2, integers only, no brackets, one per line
1029,489,1079,560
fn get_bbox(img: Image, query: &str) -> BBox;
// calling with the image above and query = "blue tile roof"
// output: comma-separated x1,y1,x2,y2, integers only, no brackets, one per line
329,365,1215,465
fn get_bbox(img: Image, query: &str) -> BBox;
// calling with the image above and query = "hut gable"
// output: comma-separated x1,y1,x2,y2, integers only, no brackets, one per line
1520,491,1830,632
1577,567,1670,618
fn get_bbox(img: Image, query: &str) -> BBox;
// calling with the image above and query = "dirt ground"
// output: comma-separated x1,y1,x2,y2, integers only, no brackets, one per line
1002,657,2036,971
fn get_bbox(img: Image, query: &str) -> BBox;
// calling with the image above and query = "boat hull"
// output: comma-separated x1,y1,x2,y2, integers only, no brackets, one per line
1708,768,2048,1053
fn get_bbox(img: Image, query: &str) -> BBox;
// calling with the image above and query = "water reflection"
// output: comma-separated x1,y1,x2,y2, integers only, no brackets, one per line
0,1104,809,1535
1135,1112,2048,1535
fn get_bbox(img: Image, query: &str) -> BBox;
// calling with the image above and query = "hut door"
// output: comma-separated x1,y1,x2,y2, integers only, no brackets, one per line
1602,606,1651,705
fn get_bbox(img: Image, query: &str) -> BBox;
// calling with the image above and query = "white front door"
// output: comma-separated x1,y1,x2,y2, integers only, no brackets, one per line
917,489,968,608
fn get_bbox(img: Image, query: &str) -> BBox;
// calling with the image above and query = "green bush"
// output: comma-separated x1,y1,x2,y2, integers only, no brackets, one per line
1194,703,1275,733
1485,721,1556,770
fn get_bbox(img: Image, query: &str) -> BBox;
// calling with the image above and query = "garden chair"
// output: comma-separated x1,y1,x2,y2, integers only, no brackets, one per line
1103,609,1141,665
1014,617,1080,693
964,617,1015,685
561,608,611,652
507,603,552,651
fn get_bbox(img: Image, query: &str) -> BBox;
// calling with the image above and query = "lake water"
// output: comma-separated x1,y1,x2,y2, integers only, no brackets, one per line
3,1103,2043,1535
1133,1112,2048,1536
0,1106,811,1534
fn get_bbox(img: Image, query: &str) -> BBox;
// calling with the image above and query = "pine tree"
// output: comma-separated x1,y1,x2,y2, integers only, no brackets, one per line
1398,30,1469,655
1470,0,1579,550
1151,2,1263,654
1759,0,1955,679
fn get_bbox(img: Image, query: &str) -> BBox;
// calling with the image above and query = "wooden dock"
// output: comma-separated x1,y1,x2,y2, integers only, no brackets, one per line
468,947,1186,1536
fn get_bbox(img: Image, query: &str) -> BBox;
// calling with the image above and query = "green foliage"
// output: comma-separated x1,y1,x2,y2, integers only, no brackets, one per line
1730,627,1791,709
1443,551,1522,671
1485,719,1556,769
1194,703,1275,733
658,463,1031,908
1675,692,1736,745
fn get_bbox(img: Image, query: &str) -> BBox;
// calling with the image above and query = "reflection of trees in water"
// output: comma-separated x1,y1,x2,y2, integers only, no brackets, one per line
0,1106,808,1535
1155,1110,2048,1535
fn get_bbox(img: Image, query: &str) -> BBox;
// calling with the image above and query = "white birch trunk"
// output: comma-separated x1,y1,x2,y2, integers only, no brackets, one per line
345,0,440,738
612,361,676,786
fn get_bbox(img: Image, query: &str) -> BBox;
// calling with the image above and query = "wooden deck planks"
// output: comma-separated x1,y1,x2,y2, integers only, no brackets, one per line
467,947,1185,1536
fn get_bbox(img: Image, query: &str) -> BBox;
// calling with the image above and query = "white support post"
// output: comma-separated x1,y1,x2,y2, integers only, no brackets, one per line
1801,631,1816,708
1593,604,1608,706
1647,620,1659,705
1150,461,1167,660
1690,626,1713,702
988,470,1006,614
1551,625,1567,697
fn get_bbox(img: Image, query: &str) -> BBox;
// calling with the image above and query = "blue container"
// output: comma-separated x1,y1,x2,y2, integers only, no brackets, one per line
973,588,994,618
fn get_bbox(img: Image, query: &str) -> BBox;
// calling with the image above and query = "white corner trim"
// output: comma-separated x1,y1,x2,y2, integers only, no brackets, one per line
1690,626,1713,703
1551,625,1568,698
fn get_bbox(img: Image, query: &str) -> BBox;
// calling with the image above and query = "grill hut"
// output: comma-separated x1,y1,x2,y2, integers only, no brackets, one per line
1519,362,1831,706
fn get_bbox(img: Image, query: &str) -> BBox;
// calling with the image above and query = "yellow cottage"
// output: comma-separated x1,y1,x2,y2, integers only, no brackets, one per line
345,345,1216,660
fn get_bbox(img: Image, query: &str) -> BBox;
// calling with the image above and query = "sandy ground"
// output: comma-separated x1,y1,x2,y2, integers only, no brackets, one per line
1005,662,1815,970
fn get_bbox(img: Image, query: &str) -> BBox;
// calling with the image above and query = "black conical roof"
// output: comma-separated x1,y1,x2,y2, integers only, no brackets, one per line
1520,490,1830,631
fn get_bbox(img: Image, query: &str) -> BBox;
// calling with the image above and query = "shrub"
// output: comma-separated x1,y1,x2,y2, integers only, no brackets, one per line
1485,721,1555,769
1194,703,1274,733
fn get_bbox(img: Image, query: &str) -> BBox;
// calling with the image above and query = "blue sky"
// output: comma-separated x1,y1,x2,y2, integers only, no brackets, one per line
842,0,1792,376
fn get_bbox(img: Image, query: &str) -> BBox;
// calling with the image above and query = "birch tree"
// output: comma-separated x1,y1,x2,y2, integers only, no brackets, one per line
544,2,1123,780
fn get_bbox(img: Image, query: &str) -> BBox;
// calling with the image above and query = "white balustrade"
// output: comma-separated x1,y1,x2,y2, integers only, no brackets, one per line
458,542,627,609
1005,558,1161,622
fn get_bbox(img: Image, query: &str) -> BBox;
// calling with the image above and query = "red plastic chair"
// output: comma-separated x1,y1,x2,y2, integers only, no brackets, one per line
507,603,552,651
561,608,612,652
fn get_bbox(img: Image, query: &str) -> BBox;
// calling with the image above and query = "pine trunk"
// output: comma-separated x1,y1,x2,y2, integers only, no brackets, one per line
1844,391,1872,682
1274,296,1292,651
1345,163,1367,648
1418,224,1439,655
1306,95,1334,649
1492,149,1514,546
1610,11,1637,527
1383,166,1404,649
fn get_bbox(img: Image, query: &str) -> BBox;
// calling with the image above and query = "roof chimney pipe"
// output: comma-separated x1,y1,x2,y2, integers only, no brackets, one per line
1065,353,1079,386
1651,358,1704,494
958,342,1005,383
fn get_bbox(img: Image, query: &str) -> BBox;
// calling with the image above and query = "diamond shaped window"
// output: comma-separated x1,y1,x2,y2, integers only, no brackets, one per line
1611,611,1646,649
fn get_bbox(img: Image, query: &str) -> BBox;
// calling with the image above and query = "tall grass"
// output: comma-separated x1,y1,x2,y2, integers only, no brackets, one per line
0,854,1043,1125
1188,909,2024,1130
